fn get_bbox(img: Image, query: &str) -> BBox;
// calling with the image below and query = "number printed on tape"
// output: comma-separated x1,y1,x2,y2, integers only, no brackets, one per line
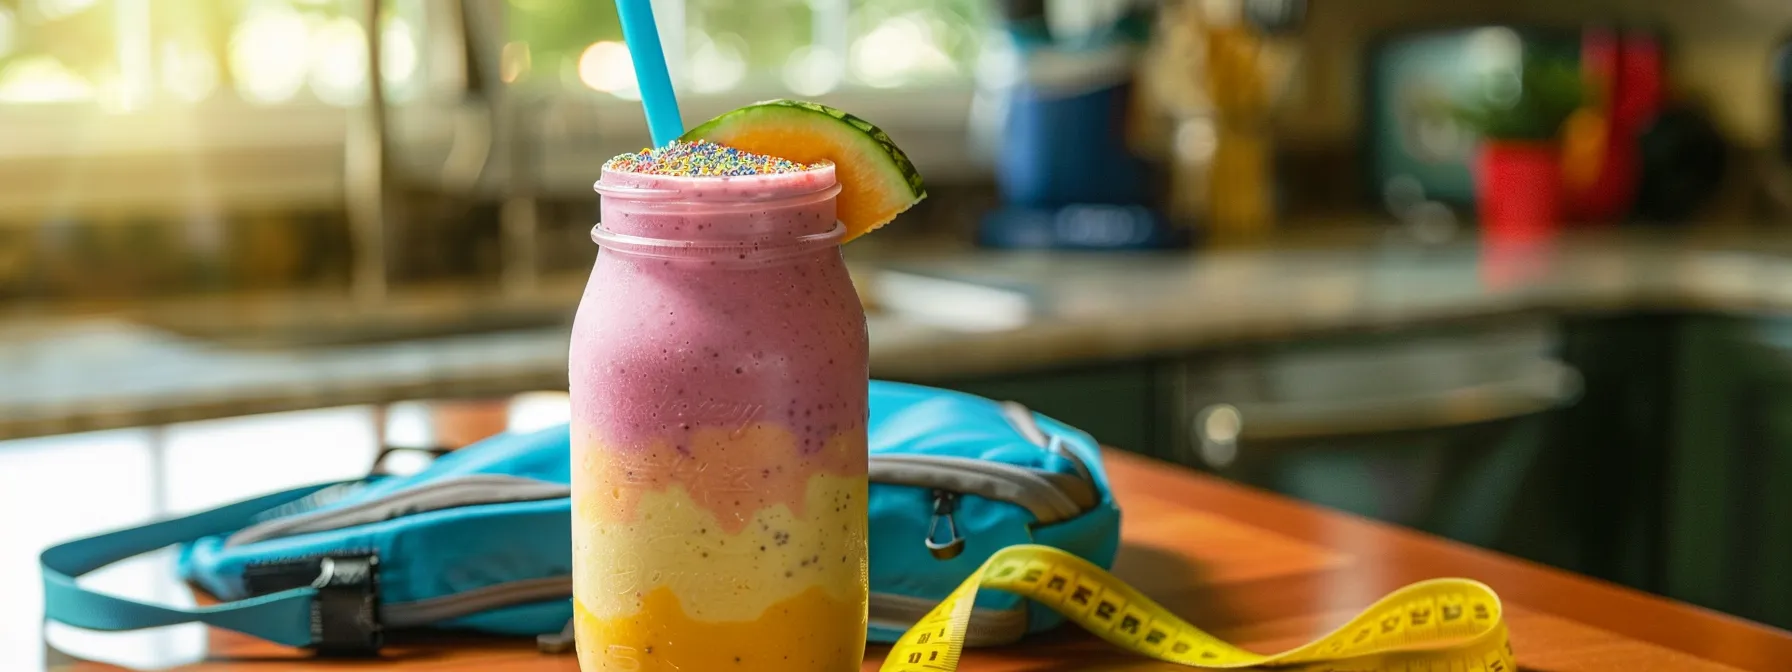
880,544,1514,672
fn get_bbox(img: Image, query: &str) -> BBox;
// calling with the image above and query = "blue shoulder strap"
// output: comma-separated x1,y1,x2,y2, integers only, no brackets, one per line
40,482,345,649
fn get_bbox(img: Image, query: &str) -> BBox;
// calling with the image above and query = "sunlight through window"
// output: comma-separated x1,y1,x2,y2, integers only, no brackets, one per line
687,30,747,94
849,14,955,88
228,4,310,104
159,40,218,103
29,0,98,22
782,44,843,96
0,7,16,59
381,16,419,99
501,40,532,83
0,55,94,103
162,407,379,514
309,16,369,107
0,430,154,667
577,40,636,95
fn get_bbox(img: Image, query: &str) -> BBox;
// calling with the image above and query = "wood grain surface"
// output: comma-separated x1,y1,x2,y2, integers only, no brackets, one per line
25,447,1792,672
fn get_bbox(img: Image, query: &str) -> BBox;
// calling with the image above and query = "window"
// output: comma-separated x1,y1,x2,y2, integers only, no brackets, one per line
506,0,988,194
0,0,440,227
0,0,434,107
0,0,987,299
0,0,986,215
503,0,986,96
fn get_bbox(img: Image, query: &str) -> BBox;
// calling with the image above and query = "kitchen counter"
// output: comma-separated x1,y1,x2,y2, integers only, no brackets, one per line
8,225,1792,442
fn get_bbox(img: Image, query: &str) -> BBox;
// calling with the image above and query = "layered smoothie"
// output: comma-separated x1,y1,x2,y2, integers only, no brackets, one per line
570,143,870,671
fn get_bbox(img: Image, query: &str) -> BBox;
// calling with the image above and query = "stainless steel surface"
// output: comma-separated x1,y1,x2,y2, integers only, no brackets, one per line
1175,317,1577,463
1199,359,1580,444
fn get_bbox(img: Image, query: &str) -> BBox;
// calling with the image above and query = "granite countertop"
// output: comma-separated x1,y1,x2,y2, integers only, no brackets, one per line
7,225,1792,441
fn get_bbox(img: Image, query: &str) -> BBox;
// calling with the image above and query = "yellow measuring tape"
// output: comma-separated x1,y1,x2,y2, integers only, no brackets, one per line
882,545,1514,672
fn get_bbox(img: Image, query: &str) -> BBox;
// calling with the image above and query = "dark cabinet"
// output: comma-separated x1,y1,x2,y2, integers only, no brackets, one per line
920,311,1792,632
1164,318,1579,549
928,319,1584,554
1664,316,1792,630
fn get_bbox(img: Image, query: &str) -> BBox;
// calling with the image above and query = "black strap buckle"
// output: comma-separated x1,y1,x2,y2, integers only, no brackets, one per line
309,555,383,656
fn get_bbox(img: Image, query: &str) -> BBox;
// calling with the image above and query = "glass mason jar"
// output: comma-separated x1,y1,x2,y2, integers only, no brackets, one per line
569,165,870,672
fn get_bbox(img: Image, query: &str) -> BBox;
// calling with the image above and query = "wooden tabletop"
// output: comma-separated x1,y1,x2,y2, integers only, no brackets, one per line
24,448,1792,672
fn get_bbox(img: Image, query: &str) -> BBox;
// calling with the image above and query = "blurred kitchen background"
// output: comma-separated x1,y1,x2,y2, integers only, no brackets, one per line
8,0,1792,655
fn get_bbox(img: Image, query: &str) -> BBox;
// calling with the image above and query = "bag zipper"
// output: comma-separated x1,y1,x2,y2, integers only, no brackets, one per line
869,454,1096,523
382,575,572,628
237,453,1093,548
232,401,1100,635
880,400,1101,562
227,474,570,547
285,449,1089,637
234,402,1095,544
924,489,967,559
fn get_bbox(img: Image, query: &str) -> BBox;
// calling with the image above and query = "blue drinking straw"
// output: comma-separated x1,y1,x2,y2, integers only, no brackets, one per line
614,0,685,147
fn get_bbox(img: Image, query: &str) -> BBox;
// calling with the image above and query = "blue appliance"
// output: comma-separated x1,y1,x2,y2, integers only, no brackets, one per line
973,4,1180,250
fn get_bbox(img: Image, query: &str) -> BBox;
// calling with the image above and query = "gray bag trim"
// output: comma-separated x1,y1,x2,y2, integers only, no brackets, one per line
1000,401,1098,486
231,454,1097,547
868,454,1093,523
385,575,572,628
225,474,571,548
228,401,1101,643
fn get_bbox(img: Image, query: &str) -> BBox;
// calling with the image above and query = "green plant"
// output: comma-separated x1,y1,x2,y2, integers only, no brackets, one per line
1453,52,1586,142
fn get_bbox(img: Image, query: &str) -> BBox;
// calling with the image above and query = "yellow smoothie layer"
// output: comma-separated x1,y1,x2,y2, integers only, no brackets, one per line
575,584,865,672
572,472,868,622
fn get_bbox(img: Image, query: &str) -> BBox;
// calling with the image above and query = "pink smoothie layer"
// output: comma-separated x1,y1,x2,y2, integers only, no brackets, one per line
596,167,839,242
572,166,866,471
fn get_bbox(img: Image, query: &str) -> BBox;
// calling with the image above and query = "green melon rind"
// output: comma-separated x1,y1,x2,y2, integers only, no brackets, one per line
681,99,927,202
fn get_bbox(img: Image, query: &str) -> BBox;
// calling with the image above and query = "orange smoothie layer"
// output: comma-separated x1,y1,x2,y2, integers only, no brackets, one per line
574,585,866,672
573,421,865,533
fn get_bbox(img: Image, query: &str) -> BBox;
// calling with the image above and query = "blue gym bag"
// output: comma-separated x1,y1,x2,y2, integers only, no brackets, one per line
41,381,1123,655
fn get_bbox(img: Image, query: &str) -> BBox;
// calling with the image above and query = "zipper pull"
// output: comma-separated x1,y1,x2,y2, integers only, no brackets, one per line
925,489,966,560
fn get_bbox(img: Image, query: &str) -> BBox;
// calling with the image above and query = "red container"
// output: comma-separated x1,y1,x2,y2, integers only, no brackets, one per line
1561,27,1662,223
1476,141,1563,289
1475,141,1564,239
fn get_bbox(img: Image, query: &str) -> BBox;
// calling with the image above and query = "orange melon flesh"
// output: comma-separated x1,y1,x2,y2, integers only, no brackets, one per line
681,99,926,243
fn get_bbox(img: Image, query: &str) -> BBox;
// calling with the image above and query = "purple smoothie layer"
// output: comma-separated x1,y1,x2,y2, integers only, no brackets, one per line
573,168,866,456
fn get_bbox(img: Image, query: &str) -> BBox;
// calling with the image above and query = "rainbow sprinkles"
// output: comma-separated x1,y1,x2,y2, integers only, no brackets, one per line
604,139,829,177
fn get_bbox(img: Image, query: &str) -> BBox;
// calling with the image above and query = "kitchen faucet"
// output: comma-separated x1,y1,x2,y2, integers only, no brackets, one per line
347,0,539,304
